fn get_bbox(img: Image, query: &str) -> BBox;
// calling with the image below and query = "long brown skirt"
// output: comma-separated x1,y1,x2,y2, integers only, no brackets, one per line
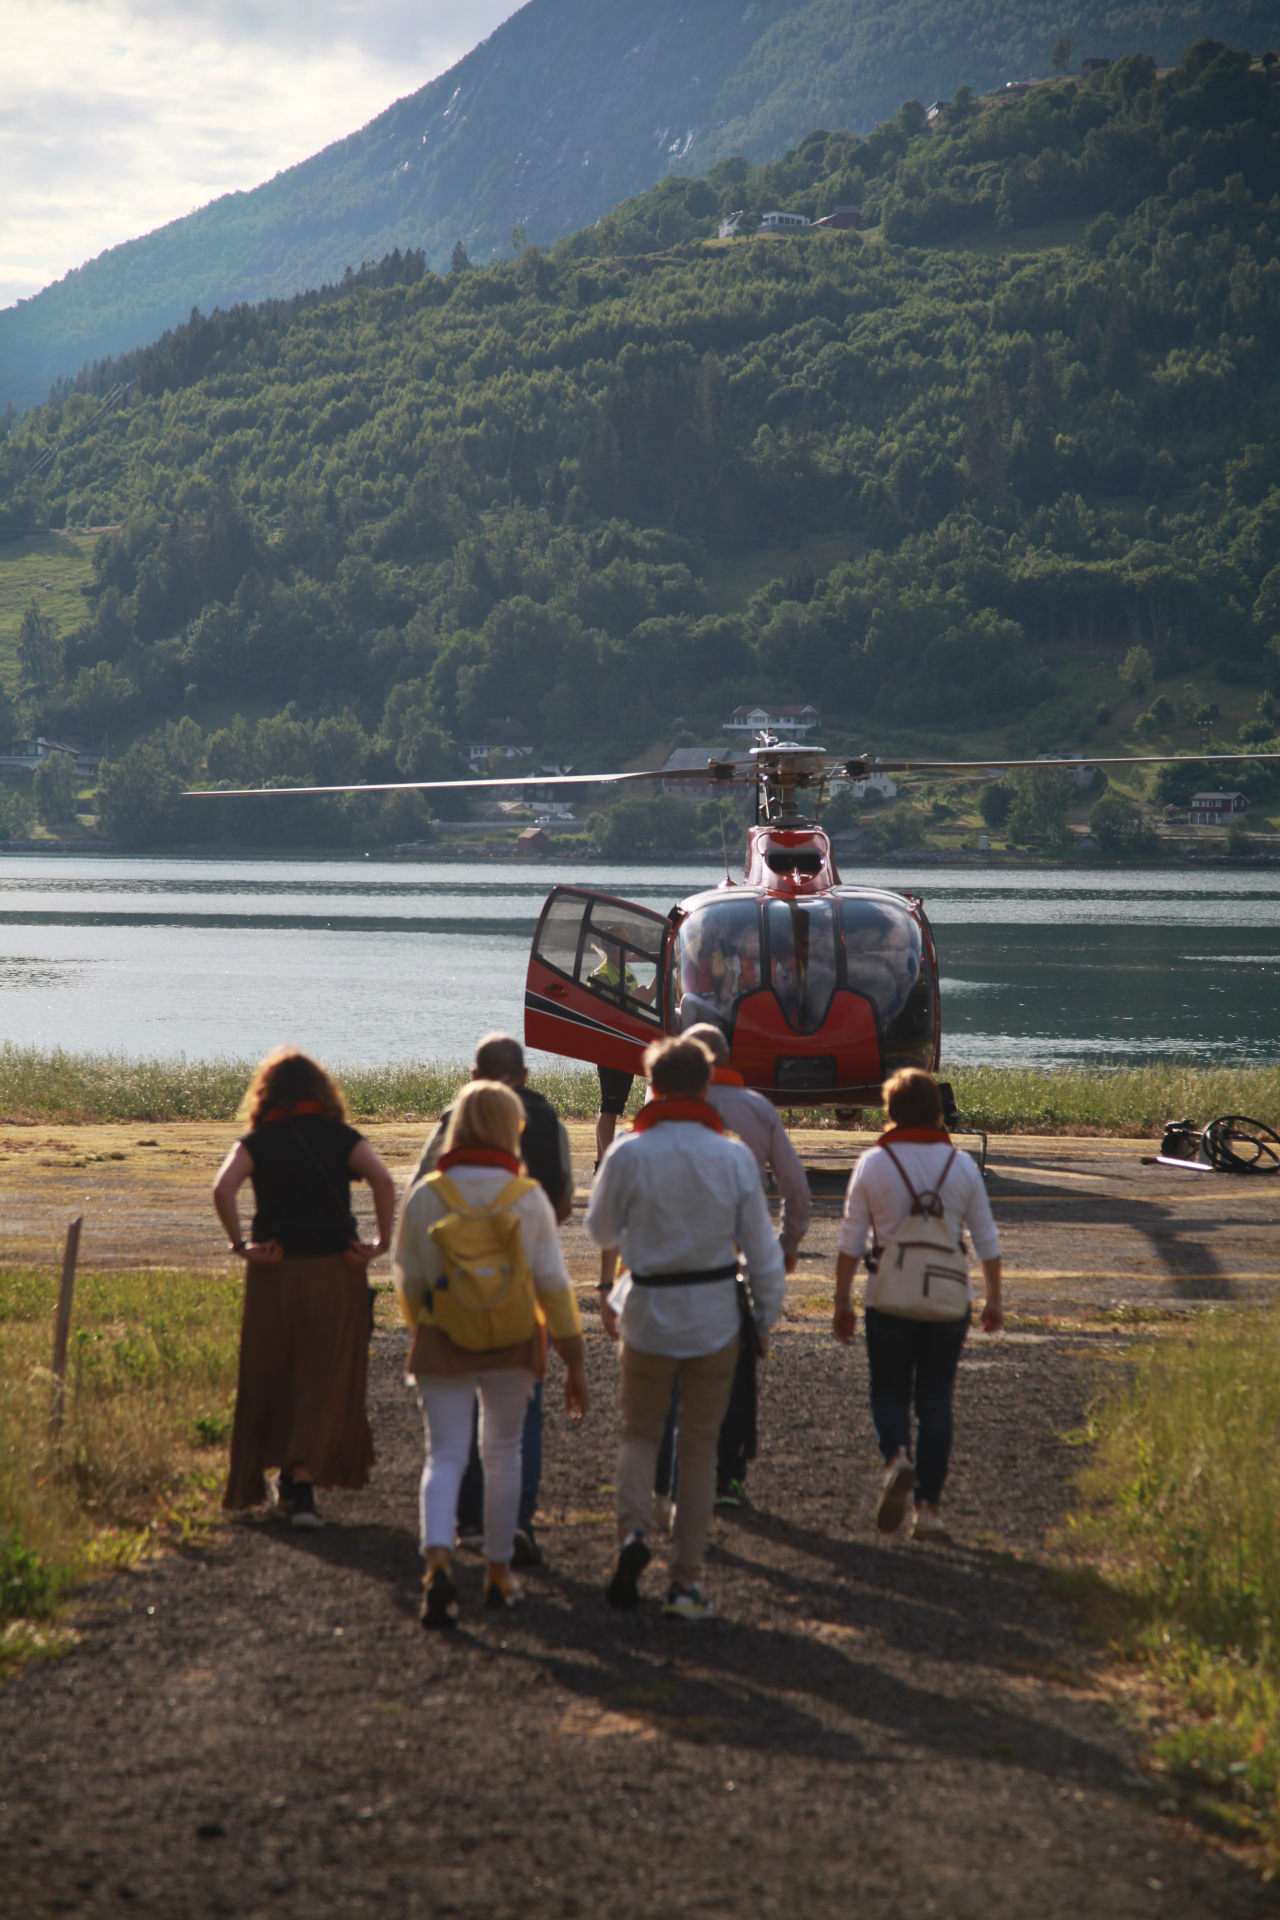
223,1254,375,1510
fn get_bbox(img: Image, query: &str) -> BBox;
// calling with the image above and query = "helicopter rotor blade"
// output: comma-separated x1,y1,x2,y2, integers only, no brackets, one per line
844,753,1280,775
183,766,704,800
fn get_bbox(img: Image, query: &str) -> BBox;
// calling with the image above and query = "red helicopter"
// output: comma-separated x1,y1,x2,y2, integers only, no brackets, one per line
191,737,1280,1110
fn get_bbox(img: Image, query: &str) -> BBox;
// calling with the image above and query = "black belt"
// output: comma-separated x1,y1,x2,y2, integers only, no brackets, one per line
628,1262,740,1288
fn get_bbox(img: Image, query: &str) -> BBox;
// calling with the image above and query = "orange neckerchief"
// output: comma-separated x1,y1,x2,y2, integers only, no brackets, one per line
631,1097,725,1135
437,1146,522,1174
711,1066,746,1088
261,1099,329,1123
876,1126,952,1147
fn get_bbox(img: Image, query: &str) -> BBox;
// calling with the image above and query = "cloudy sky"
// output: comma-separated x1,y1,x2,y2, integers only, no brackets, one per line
1,1,517,310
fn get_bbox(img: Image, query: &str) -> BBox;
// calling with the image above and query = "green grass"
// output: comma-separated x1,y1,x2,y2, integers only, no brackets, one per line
0,1267,243,1648
942,1063,1280,1136
0,1044,628,1123
3,1045,1278,1132
0,532,96,700
1062,1310,1280,1862
700,537,853,617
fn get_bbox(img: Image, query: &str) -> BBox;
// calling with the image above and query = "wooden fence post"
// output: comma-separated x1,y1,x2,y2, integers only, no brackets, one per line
50,1215,83,1436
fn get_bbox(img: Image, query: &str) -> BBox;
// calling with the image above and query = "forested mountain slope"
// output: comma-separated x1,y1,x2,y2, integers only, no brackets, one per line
3,0,1277,411
3,41,1280,846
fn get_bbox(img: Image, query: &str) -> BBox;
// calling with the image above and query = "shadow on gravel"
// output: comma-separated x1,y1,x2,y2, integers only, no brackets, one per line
985,1165,1234,1299
264,1521,424,1618
462,1561,1136,1796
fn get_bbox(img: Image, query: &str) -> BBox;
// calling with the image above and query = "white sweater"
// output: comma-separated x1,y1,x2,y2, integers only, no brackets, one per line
837,1139,1001,1307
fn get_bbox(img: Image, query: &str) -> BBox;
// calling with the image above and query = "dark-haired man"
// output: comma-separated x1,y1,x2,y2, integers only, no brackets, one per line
587,1035,785,1620
413,1031,573,1565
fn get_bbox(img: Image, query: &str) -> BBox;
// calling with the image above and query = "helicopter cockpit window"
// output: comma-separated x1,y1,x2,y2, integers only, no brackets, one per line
765,850,823,876
766,898,838,1036
581,905,663,1027
672,899,764,1038
838,895,934,1071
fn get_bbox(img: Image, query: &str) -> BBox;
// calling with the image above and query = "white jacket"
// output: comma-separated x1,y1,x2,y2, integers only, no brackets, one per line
585,1119,786,1359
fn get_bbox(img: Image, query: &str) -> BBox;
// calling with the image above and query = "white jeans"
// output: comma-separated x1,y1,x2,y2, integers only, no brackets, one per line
415,1370,534,1564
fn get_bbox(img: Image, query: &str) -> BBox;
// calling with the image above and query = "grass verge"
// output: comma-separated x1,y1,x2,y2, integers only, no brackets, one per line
0,1266,242,1664
1060,1310,1280,1863
3,1045,1279,1133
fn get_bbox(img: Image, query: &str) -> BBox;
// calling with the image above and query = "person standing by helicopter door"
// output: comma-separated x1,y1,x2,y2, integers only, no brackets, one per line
832,1069,1003,1540
588,922,657,1167
410,1032,573,1568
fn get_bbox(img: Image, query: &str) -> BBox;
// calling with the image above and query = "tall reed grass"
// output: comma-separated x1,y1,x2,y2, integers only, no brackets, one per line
0,1044,615,1122
0,1268,242,1641
3,1043,1278,1132
1065,1310,1280,1856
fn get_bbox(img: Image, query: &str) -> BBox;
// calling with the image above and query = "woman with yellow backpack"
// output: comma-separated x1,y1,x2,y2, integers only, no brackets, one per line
394,1080,589,1628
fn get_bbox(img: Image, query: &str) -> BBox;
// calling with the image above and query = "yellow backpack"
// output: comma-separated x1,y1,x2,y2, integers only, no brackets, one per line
423,1172,541,1352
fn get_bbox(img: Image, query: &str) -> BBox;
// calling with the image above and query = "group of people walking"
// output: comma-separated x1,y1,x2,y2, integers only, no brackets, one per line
216,1030,1002,1625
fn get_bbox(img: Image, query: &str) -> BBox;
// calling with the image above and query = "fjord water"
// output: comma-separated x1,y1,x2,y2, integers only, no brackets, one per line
1,856,1277,1070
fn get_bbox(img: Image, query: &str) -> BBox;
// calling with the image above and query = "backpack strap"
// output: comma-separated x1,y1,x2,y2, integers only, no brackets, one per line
426,1171,538,1217
879,1142,922,1210
882,1144,959,1221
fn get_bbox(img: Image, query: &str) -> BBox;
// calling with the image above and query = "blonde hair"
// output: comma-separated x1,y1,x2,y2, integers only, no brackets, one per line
443,1079,525,1157
644,1035,713,1098
882,1068,943,1129
239,1046,347,1129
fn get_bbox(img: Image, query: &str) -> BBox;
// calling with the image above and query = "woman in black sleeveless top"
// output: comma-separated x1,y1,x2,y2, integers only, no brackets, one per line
214,1047,396,1526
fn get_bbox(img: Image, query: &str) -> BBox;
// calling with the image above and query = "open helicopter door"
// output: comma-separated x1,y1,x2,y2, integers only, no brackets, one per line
525,888,670,1074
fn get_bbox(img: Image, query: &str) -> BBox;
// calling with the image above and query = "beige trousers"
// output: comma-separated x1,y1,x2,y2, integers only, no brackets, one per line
617,1335,739,1589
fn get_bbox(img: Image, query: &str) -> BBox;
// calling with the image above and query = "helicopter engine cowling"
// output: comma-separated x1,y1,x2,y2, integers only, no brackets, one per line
745,824,839,894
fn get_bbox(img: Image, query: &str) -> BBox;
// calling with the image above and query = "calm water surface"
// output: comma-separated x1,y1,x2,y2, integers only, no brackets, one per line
1,855,1277,1069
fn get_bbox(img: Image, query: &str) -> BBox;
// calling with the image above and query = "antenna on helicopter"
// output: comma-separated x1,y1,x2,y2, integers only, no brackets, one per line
719,807,732,885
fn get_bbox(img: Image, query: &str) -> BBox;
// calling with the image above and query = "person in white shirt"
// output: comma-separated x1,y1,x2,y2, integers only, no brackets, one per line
833,1068,1003,1541
586,1036,786,1620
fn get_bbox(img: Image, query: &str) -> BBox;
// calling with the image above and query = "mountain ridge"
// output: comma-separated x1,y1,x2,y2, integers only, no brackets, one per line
4,0,1279,413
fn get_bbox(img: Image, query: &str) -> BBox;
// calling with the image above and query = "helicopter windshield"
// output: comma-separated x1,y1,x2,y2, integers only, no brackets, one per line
838,895,934,1071
671,898,765,1037
766,898,838,1036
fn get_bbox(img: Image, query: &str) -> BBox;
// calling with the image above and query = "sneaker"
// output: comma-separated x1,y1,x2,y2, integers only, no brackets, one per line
484,1571,524,1610
421,1563,458,1630
268,1472,295,1516
714,1478,746,1508
605,1530,651,1611
876,1450,915,1535
290,1482,323,1531
511,1526,544,1570
910,1505,949,1541
662,1584,715,1621
653,1494,674,1533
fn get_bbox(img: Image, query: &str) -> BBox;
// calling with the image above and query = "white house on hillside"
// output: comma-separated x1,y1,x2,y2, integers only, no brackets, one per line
463,718,535,767
0,737,102,779
724,703,821,737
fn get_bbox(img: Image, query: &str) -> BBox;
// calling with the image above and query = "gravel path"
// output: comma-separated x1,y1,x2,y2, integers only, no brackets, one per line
3,1313,1276,1919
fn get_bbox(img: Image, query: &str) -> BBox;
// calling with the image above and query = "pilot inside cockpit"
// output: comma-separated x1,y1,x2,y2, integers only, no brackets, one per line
675,907,762,1033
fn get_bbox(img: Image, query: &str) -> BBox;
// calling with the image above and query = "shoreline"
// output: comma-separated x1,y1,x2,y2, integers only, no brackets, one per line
2,839,1278,868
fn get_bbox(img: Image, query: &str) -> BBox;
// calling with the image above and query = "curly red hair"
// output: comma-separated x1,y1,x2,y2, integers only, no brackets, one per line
238,1046,348,1129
